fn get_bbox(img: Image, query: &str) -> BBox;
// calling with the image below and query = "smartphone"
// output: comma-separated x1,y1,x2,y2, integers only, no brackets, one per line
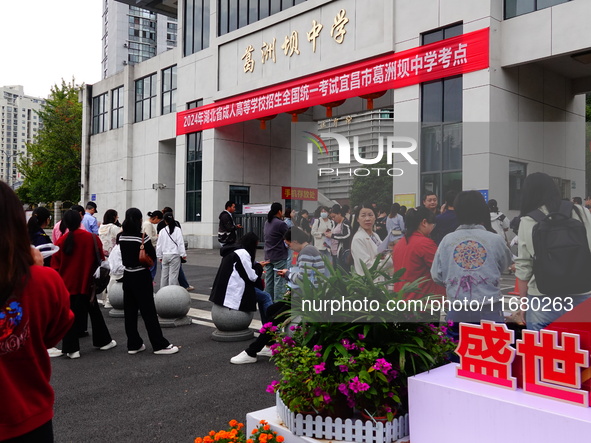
273,268,281,271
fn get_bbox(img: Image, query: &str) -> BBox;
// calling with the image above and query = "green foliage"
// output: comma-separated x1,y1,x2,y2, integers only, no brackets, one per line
16,80,82,204
267,259,455,419
349,159,393,209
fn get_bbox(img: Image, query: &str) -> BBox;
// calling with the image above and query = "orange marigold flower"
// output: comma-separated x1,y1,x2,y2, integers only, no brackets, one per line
204,437,213,443
252,429,258,435
210,431,216,436
229,420,238,427
195,438,203,443
260,420,267,425
247,440,253,443
237,423,245,430
277,436,285,442
263,425,270,431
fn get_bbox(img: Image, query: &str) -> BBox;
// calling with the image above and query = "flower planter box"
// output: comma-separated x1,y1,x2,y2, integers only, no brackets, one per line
276,393,409,443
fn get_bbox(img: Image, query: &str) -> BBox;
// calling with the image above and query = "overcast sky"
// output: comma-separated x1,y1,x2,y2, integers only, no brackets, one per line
0,0,103,99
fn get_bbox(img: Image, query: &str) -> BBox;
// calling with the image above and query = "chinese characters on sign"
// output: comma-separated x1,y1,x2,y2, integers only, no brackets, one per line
456,321,590,407
177,28,489,135
244,9,349,74
281,187,318,201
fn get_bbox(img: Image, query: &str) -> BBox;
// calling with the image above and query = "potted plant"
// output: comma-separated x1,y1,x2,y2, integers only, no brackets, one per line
266,257,456,422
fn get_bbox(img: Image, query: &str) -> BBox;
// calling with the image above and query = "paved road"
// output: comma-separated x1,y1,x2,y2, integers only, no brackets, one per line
50,248,520,442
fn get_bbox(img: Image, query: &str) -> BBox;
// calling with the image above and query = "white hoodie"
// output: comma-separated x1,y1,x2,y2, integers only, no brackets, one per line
156,225,186,259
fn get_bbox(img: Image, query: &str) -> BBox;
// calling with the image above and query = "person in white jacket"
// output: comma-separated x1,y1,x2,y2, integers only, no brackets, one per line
156,213,186,287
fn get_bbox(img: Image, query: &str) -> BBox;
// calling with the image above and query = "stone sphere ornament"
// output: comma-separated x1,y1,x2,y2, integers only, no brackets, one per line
108,281,125,318
154,285,192,327
210,304,254,342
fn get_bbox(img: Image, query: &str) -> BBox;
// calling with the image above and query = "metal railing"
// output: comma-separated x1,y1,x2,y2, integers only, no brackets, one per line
234,213,267,245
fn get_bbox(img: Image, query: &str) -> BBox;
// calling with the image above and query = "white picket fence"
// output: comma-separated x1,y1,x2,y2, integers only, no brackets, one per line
276,394,409,443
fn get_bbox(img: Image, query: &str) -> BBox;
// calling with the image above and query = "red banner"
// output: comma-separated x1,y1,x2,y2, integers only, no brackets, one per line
282,187,318,201
177,28,489,135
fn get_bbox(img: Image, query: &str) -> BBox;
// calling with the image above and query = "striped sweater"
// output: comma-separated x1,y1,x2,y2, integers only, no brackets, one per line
285,244,327,286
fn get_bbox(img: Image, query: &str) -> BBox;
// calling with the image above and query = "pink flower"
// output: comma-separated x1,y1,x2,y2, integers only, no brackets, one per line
269,343,281,355
282,336,296,347
348,376,370,393
373,358,393,375
357,333,365,340
266,380,279,393
314,362,326,374
323,393,331,403
338,383,349,395
339,365,349,372
313,345,322,352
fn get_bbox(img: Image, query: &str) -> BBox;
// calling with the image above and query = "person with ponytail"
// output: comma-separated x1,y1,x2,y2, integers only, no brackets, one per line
0,180,74,442
392,206,445,299
263,202,289,300
51,210,116,359
156,212,186,287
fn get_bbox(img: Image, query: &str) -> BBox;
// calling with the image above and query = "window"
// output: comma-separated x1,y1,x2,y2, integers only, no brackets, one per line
111,86,124,129
420,24,463,201
184,0,210,56
92,93,108,134
217,0,306,36
509,161,527,210
186,99,204,222
135,74,157,122
161,66,177,115
505,0,570,19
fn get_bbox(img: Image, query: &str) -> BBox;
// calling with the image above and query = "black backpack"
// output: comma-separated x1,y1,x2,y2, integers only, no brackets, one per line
528,201,591,295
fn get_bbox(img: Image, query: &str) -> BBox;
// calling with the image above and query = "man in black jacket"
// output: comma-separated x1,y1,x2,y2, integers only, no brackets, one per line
218,201,241,247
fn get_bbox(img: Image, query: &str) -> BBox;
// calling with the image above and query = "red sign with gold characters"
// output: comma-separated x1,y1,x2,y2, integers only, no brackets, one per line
177,28,490,135
456,321,590,407
281,187,318,201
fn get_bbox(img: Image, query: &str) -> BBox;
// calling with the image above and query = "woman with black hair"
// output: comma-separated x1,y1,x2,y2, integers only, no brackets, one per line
51,210,116,359
156,212,186,287
515,173,591,330
98,209,121,256
350,203,382,275
210,232,271,324
120,208,178,355
28,206,53,266
392,206,444,299
0,181,74,441
431,191,512,327
263,203,288,300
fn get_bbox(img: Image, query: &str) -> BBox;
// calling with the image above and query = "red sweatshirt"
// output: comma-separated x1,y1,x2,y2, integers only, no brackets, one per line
393,231,446,299
0,266,74,439
52,229,104,295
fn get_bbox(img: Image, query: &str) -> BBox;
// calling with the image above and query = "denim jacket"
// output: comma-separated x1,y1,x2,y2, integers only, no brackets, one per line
431,224,512,306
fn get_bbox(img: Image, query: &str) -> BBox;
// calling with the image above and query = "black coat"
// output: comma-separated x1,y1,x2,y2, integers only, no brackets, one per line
209,245,263,312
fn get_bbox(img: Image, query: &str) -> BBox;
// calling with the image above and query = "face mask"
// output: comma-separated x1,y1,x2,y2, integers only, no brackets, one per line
321,212,328,219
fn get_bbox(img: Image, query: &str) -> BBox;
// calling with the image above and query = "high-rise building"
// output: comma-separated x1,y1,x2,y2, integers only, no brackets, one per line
0,86,44,189
101,0,178,79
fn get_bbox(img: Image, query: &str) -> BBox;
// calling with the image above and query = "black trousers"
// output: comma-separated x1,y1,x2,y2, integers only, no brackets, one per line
2,420,53,443
245,302,290,357
122,269,169,352
62,294,112,353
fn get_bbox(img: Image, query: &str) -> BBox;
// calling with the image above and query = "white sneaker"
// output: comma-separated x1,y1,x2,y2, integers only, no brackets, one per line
257,346,273,357
104,302,113,309
128,344,146,355
47,347,63,358
67,351,81,359
154,344,179,355
230,351,257,364
99,340,117,351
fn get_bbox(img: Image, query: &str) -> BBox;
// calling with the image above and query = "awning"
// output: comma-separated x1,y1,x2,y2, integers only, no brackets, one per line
176,27,490,135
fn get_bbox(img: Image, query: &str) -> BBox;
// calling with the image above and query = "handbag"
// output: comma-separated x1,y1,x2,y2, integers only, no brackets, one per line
139,233,154,268
90,235,111,302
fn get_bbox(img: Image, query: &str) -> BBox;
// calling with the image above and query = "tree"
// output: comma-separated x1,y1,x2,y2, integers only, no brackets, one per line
349,160,393,209
17,80,82,204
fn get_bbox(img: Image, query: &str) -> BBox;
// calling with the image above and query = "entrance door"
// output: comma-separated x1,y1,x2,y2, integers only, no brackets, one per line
229,185,250,214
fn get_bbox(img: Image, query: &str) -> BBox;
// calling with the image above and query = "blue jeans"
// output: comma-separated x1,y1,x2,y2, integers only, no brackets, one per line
255,287,273,325
526,294,591,331
264,260,287,301
178,264,189,288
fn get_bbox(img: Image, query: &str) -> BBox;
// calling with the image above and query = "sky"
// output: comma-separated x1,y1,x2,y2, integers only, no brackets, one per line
0,0,103,99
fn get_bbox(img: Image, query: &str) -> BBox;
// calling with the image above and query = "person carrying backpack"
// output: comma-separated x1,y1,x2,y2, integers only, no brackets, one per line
514,173,591,330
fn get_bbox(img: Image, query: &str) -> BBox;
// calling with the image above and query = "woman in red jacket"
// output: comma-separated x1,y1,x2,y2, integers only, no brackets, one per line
393,206,446,300
52,210,116,359
0,181,74,441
